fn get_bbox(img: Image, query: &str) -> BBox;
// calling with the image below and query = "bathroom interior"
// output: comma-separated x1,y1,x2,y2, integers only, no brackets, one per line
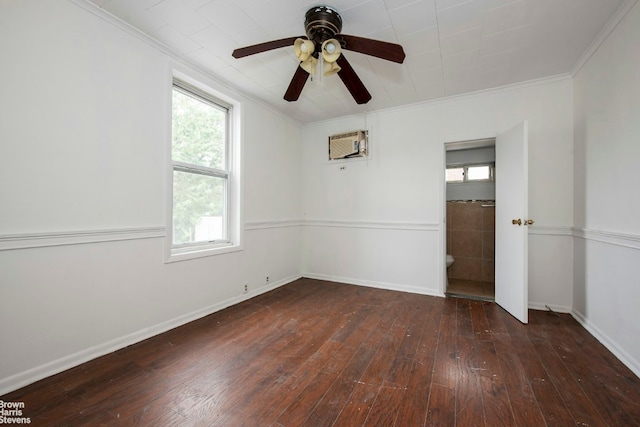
445,140,496,300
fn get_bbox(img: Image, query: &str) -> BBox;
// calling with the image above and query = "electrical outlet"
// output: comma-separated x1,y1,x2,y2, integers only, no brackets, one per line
266,276,270,284
243,282,248,294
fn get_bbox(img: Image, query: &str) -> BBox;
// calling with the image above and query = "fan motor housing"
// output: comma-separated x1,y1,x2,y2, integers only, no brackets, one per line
304,6,343,44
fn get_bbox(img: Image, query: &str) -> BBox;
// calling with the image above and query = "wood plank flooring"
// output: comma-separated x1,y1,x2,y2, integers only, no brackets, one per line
3,278,640,426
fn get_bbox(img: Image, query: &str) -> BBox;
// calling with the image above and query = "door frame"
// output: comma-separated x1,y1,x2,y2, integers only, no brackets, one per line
441,137,497,296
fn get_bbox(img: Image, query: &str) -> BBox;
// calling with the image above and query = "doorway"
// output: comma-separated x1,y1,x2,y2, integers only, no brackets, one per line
444,139,496,301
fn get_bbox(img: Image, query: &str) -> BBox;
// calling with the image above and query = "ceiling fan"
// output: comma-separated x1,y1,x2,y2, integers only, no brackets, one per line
232,5,406,104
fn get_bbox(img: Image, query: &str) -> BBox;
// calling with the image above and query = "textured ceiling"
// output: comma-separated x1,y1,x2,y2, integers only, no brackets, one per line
87,0,628,123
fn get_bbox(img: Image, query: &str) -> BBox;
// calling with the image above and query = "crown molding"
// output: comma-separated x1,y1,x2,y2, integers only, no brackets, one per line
570,0,638,77
67,0,303,127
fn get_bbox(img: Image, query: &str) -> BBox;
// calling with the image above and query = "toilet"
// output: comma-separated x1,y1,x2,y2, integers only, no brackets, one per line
446,254,455,268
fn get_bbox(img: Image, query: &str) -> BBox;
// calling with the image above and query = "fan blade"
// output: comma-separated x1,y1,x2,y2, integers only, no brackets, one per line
284,66,310,102
232,36,303,58
336,55,371,104
338,34,405,64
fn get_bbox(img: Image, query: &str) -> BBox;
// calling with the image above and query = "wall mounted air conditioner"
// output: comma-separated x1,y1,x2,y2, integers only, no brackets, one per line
329,130,368,160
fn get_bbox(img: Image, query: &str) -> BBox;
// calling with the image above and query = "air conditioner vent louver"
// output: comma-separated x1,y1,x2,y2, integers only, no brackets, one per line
329,130,368,160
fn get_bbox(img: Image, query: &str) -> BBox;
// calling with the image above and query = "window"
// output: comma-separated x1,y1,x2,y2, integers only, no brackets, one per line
169,79,238,259
446,164,494,183
445,167,465,183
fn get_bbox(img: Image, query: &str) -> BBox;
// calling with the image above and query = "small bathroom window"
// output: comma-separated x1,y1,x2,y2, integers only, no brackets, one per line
446,163,494,183
445,167,465,183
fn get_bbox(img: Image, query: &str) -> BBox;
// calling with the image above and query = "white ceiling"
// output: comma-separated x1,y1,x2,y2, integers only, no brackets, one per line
87,0,627,123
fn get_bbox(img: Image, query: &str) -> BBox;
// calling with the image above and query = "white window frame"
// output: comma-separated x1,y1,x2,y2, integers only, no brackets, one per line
446,163,494,183
166,72,242,263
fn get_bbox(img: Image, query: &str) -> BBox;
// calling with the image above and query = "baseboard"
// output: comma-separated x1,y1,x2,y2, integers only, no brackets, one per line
528,302,572,313
571,309,640,379
0,274,302,396
304,274,574,312
302,272,445,298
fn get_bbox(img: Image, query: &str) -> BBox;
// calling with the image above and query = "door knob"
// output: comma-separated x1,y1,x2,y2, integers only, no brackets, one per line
512,218,522,226
525,219,535,225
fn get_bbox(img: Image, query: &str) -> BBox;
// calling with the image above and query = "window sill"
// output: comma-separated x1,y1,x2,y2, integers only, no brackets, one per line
165,242,242,263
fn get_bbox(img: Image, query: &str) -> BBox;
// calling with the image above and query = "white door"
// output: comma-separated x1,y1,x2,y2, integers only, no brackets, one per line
495,121,529,323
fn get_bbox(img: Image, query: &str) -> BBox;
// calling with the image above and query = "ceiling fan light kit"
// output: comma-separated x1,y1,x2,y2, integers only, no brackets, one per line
231,5,406,104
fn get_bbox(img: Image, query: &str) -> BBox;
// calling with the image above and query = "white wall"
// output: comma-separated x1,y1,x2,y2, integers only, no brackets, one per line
573,1,640,377
301,78,574,308
9,0,639,396
0,0,302,394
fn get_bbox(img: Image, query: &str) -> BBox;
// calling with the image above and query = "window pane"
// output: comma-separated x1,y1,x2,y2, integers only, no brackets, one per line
172,89,226,170
446,167,464,182
173,170,225,245
467,165,490,180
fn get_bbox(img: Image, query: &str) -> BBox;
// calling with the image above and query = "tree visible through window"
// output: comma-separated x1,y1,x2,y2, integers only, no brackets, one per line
171,81,230,247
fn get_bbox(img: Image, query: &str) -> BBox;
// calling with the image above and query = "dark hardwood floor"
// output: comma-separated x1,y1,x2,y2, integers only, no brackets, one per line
3,278,640,426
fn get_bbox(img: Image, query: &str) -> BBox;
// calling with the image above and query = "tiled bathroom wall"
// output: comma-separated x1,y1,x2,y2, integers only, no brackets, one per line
446,201,495,283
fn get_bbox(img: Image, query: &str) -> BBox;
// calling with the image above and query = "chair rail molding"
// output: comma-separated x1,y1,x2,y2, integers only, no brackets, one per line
573,227,640,250
244,220,302,231
0,226,166,251
303,219,439,231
